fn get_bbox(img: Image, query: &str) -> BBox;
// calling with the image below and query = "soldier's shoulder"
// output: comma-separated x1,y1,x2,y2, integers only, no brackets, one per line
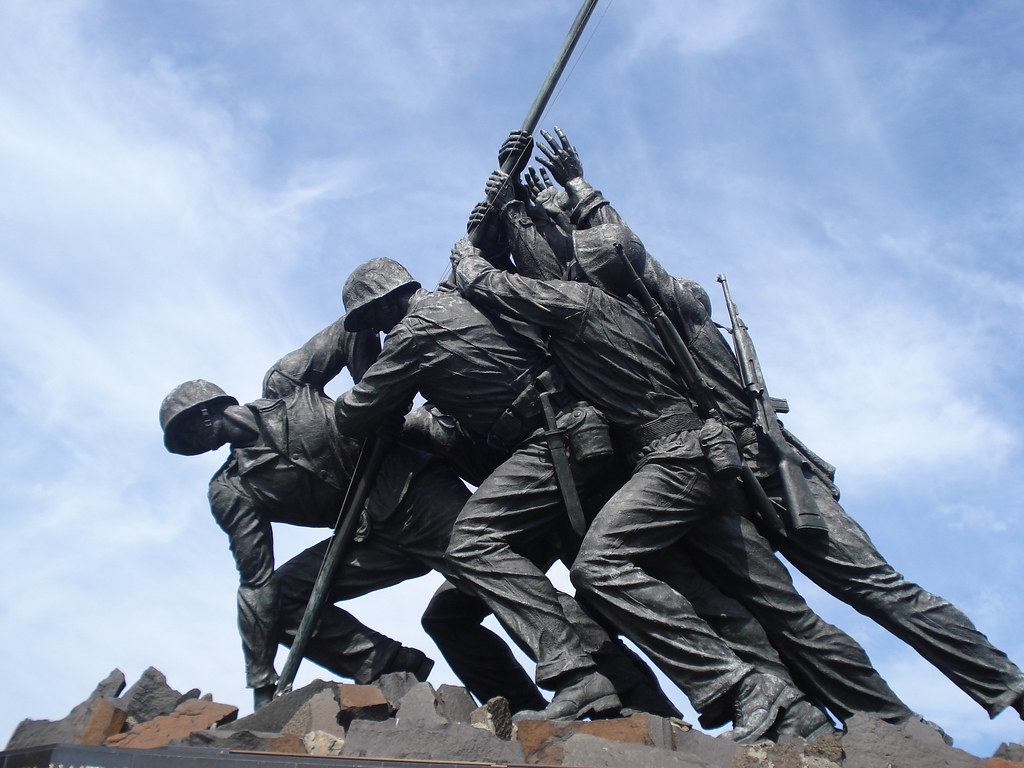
404,289,474,325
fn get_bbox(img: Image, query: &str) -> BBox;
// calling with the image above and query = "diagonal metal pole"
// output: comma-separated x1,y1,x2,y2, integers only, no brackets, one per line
518,0,601,136
468,0,601,247
276,1,603,698
275,435,391,697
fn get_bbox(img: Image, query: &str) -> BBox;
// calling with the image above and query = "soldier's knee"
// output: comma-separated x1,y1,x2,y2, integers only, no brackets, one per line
569,554,604,597
420,603,447,638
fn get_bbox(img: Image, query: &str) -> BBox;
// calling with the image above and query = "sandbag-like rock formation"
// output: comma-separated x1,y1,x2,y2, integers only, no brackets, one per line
5,667,1024,767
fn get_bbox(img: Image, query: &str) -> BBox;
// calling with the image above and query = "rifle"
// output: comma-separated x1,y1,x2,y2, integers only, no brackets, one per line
616,246,786,535
716,274,826,533
274,432,393,697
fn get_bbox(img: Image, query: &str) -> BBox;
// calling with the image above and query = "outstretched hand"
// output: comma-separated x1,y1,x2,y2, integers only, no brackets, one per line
498,130,534,177
536,126,583,185
526,166,571,223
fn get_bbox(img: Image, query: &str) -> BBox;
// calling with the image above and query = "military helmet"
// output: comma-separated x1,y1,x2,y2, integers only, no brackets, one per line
674,277,713,315
342,257,421,332
572,224,647,298
160,379,238,455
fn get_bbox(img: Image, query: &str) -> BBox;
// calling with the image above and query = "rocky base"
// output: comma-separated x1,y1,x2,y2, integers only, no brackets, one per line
5,668,1024,768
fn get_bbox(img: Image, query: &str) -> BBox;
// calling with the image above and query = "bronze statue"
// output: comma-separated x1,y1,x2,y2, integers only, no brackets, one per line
160,317,469,709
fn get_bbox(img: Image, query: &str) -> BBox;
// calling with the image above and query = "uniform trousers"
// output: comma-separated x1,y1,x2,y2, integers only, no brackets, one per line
769,468,1024,717
275,461,469,683
571,452,913,722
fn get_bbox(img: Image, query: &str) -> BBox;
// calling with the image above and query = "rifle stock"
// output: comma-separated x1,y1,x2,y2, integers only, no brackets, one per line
716,274,826,533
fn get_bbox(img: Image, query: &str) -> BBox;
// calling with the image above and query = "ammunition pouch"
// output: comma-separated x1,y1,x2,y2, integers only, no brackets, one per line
487,368,572,453
698,418,743,479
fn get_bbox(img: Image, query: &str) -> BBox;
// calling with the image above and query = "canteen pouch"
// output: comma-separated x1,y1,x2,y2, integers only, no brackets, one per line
561,403,615,465
699,418,743,478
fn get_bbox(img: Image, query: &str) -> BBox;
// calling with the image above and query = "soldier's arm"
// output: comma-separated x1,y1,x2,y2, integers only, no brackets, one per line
334,322,421,438
208,472,280,690
453,244,589,338
262,317,381,399
485,169,569,280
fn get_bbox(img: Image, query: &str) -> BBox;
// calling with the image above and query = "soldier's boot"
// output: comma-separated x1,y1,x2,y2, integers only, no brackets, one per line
384,647,435,681
726,672,800,744
768,698,836,741
513,669,621,722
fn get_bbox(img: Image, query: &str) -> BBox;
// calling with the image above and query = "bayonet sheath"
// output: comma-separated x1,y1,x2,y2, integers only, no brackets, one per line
540,391,588,537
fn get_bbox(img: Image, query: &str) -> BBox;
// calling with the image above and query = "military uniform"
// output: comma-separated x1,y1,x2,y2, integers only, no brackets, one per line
569,178,1024,719
335,288,636,710
453,250,911,724
204,317,468,689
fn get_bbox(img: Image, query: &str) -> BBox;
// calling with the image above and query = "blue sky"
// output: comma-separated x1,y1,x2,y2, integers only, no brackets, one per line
1,0,1022,757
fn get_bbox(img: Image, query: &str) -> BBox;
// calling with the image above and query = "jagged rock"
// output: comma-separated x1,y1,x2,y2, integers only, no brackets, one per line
436,684,477,724
841,713,982,768
373,671,421,709
282,689,345,738
336,683,391,727
995,743,1024,761
805,728,844,764
221,679,334,733
470,697,514,741
75,699,127,746
6,669,127,750
180,729,305,753
766,736,805,768
177,688,202,704
303,729,346,756
342,719,524,763
672,726,738,766
395,683,451,729
117,667,192,723
516,713,676,765
984,760,1024,768
732,740,774,768
561,733,705,768
105,699,237,749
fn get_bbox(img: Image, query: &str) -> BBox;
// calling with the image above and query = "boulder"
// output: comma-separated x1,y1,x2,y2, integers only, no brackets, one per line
436,685,477,724
470,697,514,741
672,726,738,767
373,671,421,709
105,699,237,749
395,683,451,729
220,679,333,733
516,712,677,764
6,669,127,750
336,683,391,727
303,729,346,756
282,689,346,738
117,667,196,723
841,714,981,768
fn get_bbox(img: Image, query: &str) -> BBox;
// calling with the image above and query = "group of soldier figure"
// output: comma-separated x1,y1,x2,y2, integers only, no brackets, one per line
160,128,1024,743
